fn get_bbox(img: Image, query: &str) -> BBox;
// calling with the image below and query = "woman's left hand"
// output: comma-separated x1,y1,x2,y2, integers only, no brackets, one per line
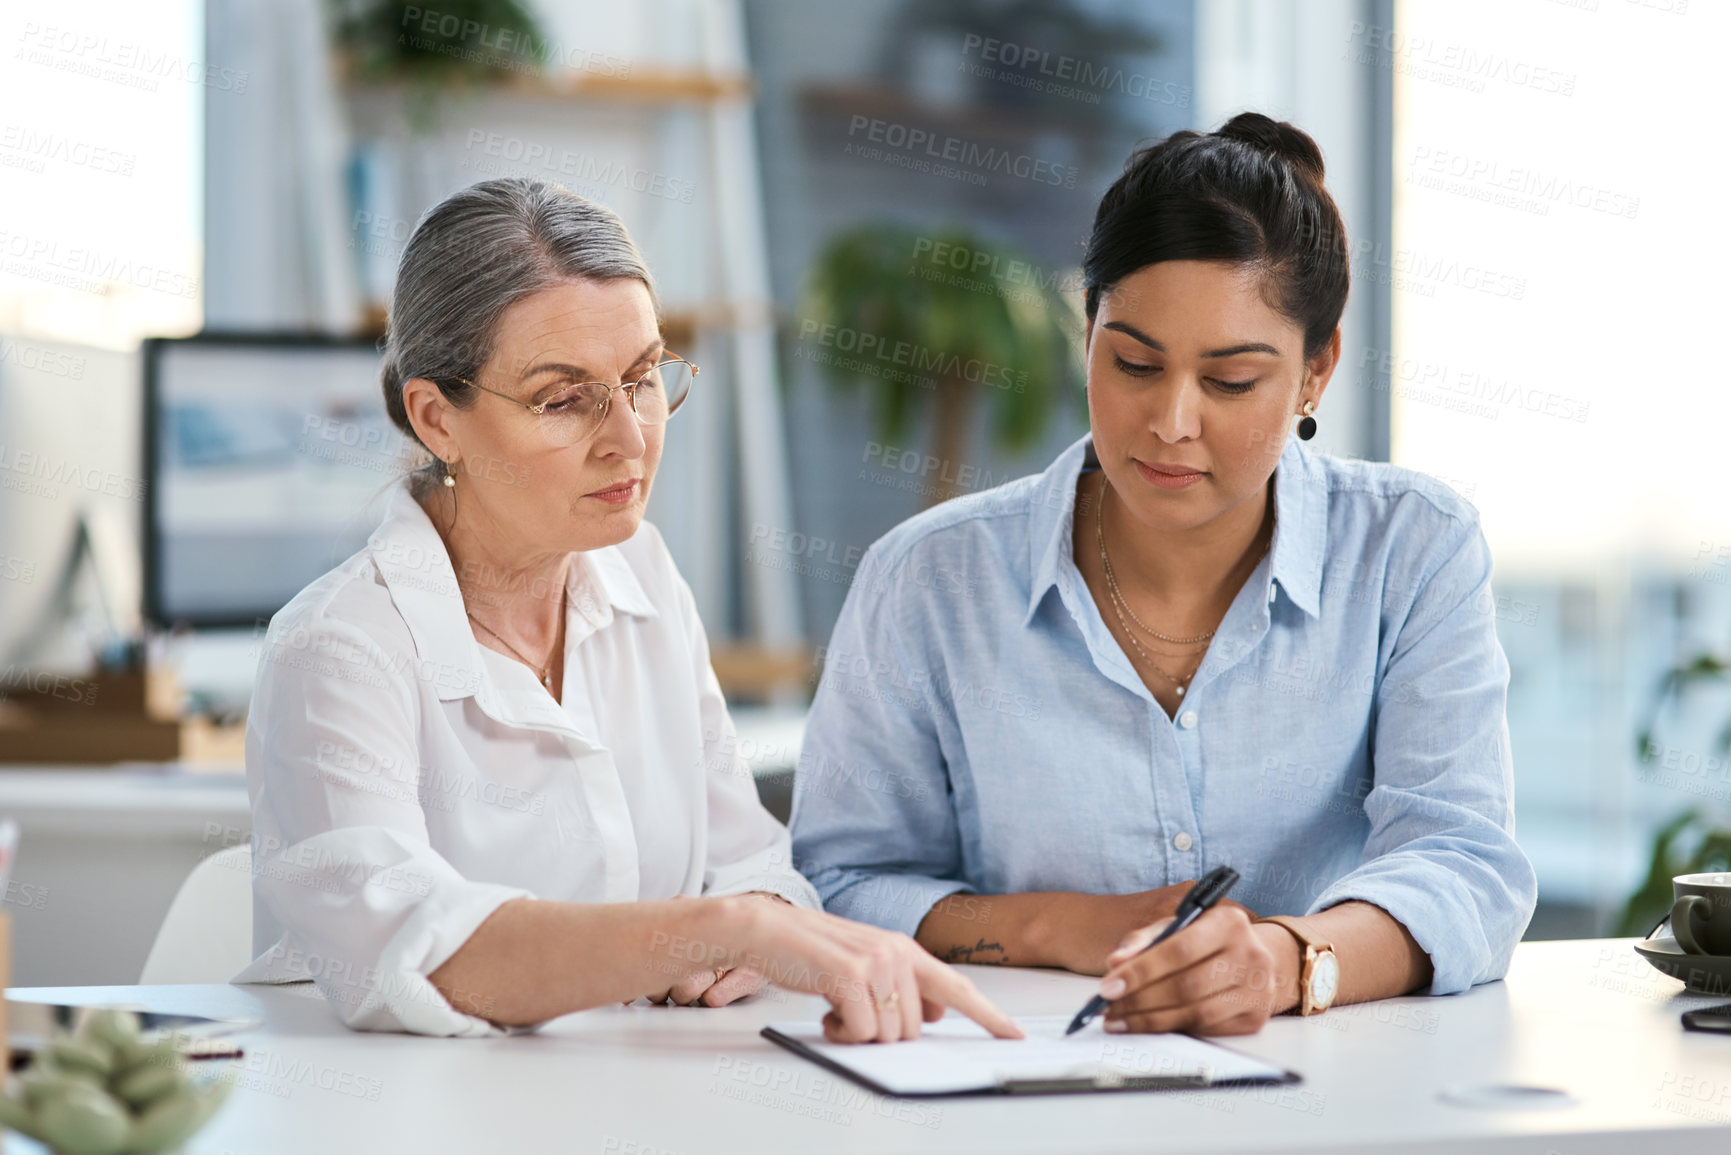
662,966,768,1007
652,891,786,1006
1097,904,1297,1036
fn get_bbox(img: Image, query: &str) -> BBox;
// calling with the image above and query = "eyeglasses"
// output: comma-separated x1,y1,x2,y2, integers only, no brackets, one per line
452,356,697,447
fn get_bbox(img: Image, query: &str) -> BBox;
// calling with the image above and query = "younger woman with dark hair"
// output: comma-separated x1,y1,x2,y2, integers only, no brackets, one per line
791,114,1537,1036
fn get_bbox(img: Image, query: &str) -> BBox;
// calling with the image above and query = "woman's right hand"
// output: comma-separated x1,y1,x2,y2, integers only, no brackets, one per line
1042,886,1259,976
708,896,1023,1044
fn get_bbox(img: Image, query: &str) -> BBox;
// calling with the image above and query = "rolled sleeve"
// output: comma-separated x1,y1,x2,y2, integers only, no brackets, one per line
790,548,974,937
704,848,821,910
235,612,535,1036
247,828,536,1036
1306,516,1537,995
820,872,975,940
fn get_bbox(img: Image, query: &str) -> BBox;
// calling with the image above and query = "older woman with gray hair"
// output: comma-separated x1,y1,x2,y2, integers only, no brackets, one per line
234,177,1017,1044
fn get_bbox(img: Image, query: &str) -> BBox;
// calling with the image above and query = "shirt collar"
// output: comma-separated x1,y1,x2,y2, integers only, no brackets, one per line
367,479,658,702
1025,433,1326,625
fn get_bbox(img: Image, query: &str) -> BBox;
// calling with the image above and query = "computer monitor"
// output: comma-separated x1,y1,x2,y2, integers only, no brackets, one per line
0,334,141,672
143,333,410,628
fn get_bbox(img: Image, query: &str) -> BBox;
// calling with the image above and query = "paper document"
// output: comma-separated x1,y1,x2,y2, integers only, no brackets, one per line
762,1014,1294,1097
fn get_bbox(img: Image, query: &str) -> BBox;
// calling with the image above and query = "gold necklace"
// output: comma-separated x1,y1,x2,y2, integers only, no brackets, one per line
465,610,555,689
1105,592,1205,694
1099,547,1206,694
1093,477,1270,698
1096,489,1217,646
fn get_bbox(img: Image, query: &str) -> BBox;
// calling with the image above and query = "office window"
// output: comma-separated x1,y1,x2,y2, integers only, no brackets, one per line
1390,0,1721,932
0,0,204,348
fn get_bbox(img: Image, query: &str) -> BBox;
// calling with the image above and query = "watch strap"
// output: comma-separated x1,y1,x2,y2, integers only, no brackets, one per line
1256,916,1334,1015
1257,915,1332,954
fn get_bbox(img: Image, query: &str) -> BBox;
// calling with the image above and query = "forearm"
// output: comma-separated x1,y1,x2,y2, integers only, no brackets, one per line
913,892,1043,967
1254,900,1434,1013
429,896,738,1026
914,889,1201,973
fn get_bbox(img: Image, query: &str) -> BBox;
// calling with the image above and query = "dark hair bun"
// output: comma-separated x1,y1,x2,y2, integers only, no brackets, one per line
1081,111,1348,359
1216,112,1325,181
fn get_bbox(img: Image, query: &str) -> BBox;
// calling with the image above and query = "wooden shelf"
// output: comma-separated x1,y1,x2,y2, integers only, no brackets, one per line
537,69,753,104
341,69,753,108
797,81,1108,140
0,666,244,766
0,712,246,767
710,644,815,702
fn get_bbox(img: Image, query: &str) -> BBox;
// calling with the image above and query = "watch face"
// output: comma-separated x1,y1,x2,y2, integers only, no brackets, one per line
1311,951,1340,1009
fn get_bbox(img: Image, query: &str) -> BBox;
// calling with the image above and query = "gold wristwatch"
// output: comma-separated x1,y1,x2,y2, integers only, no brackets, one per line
1258,916,1339,1015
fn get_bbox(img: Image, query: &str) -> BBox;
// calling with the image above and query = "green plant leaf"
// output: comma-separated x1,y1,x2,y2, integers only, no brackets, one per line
797,221,1080,461
1626,647,1731,931
1614,807,1703,937
326,0,549,87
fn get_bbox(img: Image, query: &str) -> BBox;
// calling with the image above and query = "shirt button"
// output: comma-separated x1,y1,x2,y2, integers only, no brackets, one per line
1178,710,1198,729
1173,832,1193,851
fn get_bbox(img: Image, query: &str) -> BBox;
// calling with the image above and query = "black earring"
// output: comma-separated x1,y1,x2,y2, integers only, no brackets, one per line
1297,401,1317,441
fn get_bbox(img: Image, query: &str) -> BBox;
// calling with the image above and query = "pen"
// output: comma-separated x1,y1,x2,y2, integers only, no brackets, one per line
1064,865,1241,1035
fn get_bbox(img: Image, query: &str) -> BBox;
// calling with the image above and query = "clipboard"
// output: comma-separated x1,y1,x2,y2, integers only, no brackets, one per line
761,1014,1301,1099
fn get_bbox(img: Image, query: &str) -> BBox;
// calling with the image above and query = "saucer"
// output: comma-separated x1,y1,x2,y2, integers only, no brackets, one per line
1633,937,1731,995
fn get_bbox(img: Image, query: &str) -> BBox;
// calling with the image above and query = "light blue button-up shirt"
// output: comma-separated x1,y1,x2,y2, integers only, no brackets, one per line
789,433,1537,996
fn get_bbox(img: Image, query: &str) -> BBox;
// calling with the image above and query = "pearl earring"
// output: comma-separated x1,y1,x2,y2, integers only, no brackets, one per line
443,459,457,487
1297,400,1318,441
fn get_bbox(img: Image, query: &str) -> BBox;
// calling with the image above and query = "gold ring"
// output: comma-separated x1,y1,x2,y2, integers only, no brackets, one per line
714,968,726,985
881,989,900,1008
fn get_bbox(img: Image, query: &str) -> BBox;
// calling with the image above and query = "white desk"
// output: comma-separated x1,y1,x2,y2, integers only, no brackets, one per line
6,939,1728,1154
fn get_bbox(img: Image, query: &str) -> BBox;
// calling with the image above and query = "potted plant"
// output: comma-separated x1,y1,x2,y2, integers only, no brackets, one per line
325,0,550,136
0,1009,231,1154
799,221,1082,506
1616,652,1731,935
327,0,550,87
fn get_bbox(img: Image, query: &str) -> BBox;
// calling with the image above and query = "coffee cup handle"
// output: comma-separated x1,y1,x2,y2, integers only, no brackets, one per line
1672,895,1712,955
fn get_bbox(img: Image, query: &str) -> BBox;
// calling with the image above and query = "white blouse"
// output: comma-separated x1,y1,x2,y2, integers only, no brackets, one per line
232,479,820,1035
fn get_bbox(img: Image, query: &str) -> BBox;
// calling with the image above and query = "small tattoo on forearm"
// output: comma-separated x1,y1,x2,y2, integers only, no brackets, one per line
946,938,1008,965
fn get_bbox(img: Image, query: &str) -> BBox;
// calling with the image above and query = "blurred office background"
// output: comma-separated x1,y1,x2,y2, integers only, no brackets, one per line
0,0,1723,983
